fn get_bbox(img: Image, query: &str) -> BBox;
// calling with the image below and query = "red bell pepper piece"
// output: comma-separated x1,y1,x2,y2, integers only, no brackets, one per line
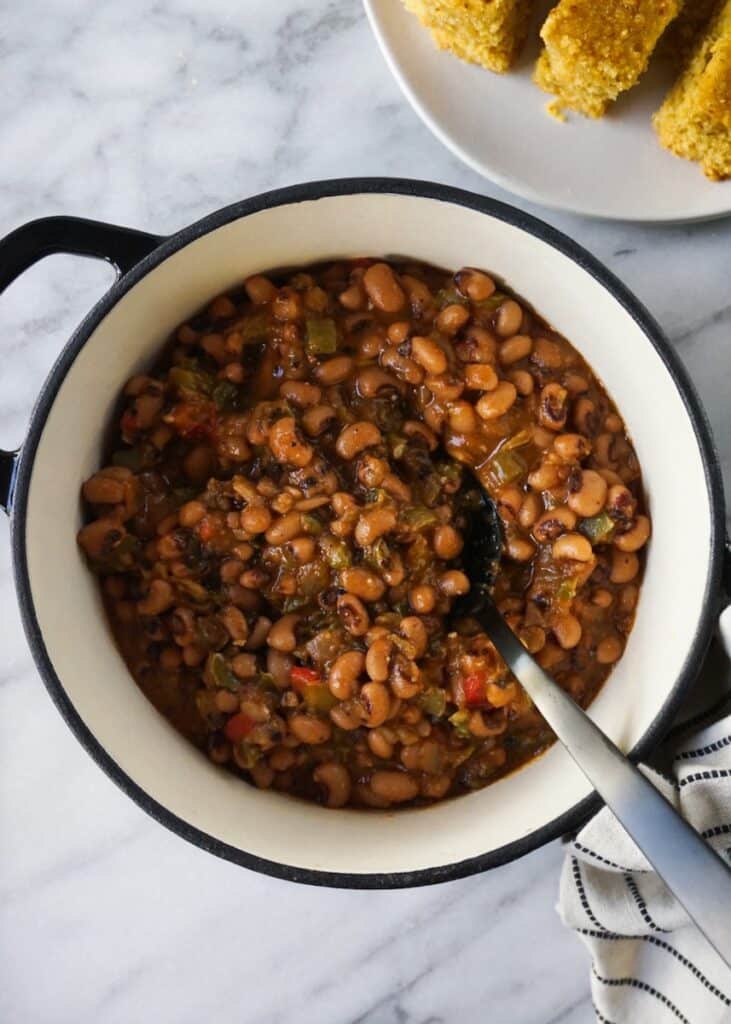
290,665,321,691
462,673,489,707
224,712,255,743
168,399,219,442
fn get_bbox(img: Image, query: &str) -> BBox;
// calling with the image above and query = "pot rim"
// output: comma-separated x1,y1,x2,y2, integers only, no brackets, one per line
9,177,726,889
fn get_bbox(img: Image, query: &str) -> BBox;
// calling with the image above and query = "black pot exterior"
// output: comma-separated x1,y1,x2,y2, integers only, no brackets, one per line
2,179,727,888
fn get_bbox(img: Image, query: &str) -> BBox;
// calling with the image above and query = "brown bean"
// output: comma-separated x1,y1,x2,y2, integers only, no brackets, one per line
279,380,322,407
496,299,523,337
220,605,249,646
447,400,478,433
454,267,495,302
365,636,392,683
499,334,533,365
268,417,313,467
381,346,424,385
509,369,534,396
337,593,370,637
411,336,448,375
361,682,391,728
232,653,258,678
289,714,332,745
506,535,536,562
179,500,207,528
596,634,624,664
518,491,542,529
533,506,577,543
567,469,608,518
368,727,395,760
267,648,294,688
241,503,272,535
553,614,582,650
314,762,351,807
433,524,463,560
355,366,402,398
531,337,563,369
267,613,300,652
438,570,470,596
265,511,302,545
244,275,277,304
409,584,436,613
476,381,517,420
552,532,593,562
355,507,397,547
400,616,428,658
302,404,337,437
82,475,127,505
538,383,569,432
369,770,419,803
137,579,174,616
340,567,386,602
363,263,406,313
610,549,639,583
314,355,354,386
328,651,365,700
336,421,382,460
553,433,591,463
437,304,470,335
464,363,498,391
339,283,366,311
614,515,650,552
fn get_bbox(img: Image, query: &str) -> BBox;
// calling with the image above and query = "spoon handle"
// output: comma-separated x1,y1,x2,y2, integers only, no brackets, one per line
480,599,731,968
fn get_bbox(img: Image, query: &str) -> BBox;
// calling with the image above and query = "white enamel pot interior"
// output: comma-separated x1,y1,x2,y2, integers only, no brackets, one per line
9,180,725,887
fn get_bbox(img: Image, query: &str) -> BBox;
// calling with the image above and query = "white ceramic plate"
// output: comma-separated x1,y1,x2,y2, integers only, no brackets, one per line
364,0,731,222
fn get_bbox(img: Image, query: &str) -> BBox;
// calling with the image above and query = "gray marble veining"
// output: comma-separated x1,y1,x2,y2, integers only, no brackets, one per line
0,1,729,1021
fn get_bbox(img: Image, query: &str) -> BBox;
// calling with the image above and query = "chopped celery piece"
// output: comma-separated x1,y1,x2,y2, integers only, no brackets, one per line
305,317,337,355
449,709,472,738
321,537,351,570
169,366,215,396
418,687,447,718
580,511,615,544
367,537,391,572
557,577,578,602
301,513,323,535
303,683,338,713
401,506,440,532
211,381,239,410
205,653,238,690
435,286,469,308
475,291,507,312
483,449,526,488
235,743,262,770
503,429,532,451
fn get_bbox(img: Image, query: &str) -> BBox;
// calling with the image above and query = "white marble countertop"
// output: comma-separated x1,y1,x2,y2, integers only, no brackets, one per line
1,2,729,1021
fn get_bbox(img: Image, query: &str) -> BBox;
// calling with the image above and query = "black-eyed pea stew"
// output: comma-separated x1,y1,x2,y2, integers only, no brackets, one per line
78,258,649,809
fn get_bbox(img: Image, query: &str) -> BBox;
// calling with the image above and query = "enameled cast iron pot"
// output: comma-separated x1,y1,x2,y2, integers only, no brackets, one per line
0,179,726,888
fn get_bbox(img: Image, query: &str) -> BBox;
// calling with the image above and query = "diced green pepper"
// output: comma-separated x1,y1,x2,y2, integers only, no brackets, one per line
401,506,440,532
211,381,240,410
580,511,615,544
241,312,271,343
449,709,472,739
482,449,526,489
205,652,239,691
418,687,447,719
169,366,215,396
235,743,262,770
301,513,323,535
475,291,508,312
435,286,469,308
503,429,533,452
305,317,338,355
321,537,351,570
302,683,338,714
557,577,578,603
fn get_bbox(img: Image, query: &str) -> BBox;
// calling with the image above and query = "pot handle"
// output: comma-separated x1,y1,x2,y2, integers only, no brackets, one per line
0,215,163,514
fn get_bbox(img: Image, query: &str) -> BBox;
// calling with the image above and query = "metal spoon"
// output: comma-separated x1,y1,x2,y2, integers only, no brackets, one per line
456,488,731,968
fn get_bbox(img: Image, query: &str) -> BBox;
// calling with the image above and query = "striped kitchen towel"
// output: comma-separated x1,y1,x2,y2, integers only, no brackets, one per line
559,610,731,1023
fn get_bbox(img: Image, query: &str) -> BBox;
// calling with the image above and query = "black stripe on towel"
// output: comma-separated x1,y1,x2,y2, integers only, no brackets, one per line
579,930,731,1005
572,857,610,933
624,874,670,933
679,768,731,789
592,1003,616,1024
573,842,639,874
592,969,690,1024
674,734,731,761
701,823,731,840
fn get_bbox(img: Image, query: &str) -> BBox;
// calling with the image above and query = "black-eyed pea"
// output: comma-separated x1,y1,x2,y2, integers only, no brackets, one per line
137,579,174,616
509,369,534,395
339,283,366,311
552,532,593,562
531,337,563,369
340,567,386,602
518,491,542,529
368,726,396,760
448,400,478,433
400,616,428,658
454,268,495,302
244,274,277,304
538,383,569,432
476,381,517,420
567,469,608,518
289,714,332,745
241,503,272,535
506,534,536,562
265,511,302,545
497,485,523,523
495,299,523,337
438,570,470,596
553,433,592,463
314,762,351,808
533,506,577,543
596,634,624,664
437,304,470,335
266,613,301,652
499,334,533,365
279,380,322,407
573,397,599,435
354,507,397,547
337,593,370,637
369,770,419,803
464,363,498,391
528,460,561,491
409,584,437,613
365,636,392,683
335,421,382,460
614,515,650,552
552,614,582,650
328,651,365,701
268,417,313,467
315,355,354,387
363,263,406,313
411,335,448,375
433,524,464,559
360,682,391,728
610,549,639,583
302,404,337,437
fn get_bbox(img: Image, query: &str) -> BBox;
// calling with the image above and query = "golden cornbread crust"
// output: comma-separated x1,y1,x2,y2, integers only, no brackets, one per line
662,0,718,60
403,0,535,73
654,0,731,179
534,0,682,117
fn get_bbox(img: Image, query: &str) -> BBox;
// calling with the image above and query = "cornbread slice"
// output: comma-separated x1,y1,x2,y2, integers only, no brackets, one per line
403,0,536,73
534,0,683,118
654,0,731,179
